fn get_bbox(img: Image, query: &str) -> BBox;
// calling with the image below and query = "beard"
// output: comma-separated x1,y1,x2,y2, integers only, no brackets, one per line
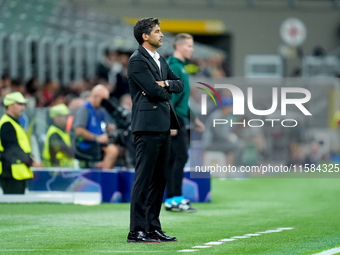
150,39,162,49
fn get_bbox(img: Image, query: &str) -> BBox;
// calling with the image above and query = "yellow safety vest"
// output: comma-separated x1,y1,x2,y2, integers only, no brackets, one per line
42,125,74,167
0,114,33,180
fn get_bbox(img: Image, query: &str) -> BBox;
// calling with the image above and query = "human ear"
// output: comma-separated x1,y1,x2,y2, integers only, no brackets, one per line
142,33,149,41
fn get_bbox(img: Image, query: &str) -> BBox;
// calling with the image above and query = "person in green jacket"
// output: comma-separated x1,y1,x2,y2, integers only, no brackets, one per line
0,92,34,194
42,104,74,167
166,33,205,212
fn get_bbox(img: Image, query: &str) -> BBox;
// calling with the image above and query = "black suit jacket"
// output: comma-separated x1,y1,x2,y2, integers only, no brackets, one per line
128,45,184,133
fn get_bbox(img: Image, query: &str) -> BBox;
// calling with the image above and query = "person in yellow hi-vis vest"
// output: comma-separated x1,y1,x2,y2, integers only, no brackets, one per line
0,92,34,194
42,104,74,167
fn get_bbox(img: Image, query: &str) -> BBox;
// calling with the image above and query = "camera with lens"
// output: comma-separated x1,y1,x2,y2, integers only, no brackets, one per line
101,97,135,167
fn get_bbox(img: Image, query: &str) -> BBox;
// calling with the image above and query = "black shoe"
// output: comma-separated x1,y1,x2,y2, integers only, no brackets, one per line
127,231,161,243
148,229,177,242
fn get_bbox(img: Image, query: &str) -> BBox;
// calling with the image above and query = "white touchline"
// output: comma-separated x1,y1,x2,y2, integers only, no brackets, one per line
219,238,236,242
257,229,283,234
177,227,294,253
205,241,223,245
312,247,340,255
277,227,294,230
244,234,261,237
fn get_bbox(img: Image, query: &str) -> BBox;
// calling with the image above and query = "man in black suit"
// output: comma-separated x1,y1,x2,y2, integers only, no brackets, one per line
127,18,184,243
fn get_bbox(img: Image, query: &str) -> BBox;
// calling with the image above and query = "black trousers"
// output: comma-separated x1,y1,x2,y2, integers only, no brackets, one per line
166,118,188,198
130,131,170,232
0,177,27,194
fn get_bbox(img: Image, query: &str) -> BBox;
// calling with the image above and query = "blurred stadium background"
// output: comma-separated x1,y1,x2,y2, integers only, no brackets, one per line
1,1,340,253
0,0,339,167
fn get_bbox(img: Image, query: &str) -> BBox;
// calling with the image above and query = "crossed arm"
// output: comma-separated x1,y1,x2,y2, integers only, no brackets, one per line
129,59,183,100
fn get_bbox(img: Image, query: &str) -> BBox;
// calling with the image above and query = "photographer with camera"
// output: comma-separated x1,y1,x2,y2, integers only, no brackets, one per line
72,85,119,169
101,94,135,168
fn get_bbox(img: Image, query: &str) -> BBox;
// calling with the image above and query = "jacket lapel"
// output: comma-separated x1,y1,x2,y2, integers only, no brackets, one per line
160,57,167,80
138,45,161,77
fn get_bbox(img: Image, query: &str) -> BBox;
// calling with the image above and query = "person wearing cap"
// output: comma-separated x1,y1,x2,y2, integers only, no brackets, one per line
42,104,74,167
0,92,34,194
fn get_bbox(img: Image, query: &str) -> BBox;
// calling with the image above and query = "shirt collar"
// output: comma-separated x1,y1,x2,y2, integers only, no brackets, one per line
143,46,160,61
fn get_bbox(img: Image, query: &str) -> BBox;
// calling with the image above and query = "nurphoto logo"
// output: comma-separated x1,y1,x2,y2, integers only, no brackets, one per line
198,82,312,128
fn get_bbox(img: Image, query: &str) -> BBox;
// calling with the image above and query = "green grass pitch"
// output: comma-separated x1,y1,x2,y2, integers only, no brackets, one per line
1,178,340,254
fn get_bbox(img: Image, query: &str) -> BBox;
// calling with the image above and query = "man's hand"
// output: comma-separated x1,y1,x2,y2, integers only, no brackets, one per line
142,80,166,96
106,124,116,133
156,81,165,88
32,161,43,167
96,161,104,168
95,134,109,144
170,129,178,136
28,156,42,167
194,118,205,133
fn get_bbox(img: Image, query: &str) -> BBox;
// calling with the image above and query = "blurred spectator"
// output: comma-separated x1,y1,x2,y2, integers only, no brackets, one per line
210,54,227,78
287,141,322,167
110,51,131,100
11,79,26,94
25,77,41,107
72,84,119,169
189,88,203,117
189,54,229,78
69,98,86,112
0,92,34,194
304,140,321,166
66,97,85,133
116,94,134,167
120,93,132,111
1,74,12,89
287,143,306,166
42,81,60,106
1,80,31,131
96,49,121,92
202,97,244,166
69,80,93,96
0,75,12,103
42,104,74,167
99,95,134,167
1,87,12,101
48,88,69,107
26,77,39,97
79,90,91,100
197,58,212,78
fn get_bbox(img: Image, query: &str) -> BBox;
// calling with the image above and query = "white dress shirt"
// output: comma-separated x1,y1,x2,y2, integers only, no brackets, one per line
143,46,161,71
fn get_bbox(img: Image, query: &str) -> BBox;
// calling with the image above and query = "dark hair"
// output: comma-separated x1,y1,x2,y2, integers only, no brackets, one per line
134,18,160,45
104,48,111,56
11,79,23,87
